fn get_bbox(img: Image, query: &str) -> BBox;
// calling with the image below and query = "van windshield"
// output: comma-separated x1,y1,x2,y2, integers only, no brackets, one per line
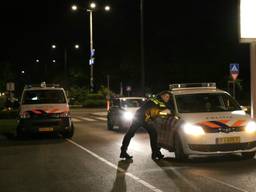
22,90,66,104
175,93,241,113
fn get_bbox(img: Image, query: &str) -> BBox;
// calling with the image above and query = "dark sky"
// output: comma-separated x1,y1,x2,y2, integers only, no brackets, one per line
0,0,251,98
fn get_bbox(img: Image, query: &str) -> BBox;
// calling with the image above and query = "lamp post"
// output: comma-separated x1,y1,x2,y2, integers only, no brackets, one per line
240,0,256,118
72,2,111,92
51,44,80,88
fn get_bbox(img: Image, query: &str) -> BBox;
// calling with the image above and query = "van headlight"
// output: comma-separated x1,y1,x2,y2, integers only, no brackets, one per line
245,121,256,133
123,112,134,121
183,123,205,136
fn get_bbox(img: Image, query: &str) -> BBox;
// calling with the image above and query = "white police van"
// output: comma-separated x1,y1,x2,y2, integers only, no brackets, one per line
156,83,256,160
17,82,74,138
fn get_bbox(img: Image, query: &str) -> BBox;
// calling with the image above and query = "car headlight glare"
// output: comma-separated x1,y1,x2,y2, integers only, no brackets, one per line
245,121,256,133
123,111,134,121
183,123,205,136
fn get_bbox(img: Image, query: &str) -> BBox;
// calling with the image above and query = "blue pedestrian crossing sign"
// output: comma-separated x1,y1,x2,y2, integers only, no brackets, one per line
230,63,239,80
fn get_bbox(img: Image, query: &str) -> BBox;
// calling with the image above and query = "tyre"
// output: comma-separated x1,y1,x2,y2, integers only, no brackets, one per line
63,124,74,139
174,134,188,161
241,152,256,159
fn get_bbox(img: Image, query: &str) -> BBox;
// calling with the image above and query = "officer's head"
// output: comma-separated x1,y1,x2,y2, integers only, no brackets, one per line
158,91,171,103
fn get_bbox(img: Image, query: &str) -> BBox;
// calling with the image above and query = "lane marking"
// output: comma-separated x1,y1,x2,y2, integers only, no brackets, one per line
72,118,81,122
80,117,96,122
201,175,249,192
95,117,107,121
66,139,163,192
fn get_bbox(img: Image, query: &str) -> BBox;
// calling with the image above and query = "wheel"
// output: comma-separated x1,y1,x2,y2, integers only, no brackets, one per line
63,124,74,138
242,152,256,159
174,134,188,161
107,116,114,130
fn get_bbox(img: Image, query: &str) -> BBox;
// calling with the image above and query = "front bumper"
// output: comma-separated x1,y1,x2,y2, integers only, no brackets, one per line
18,117,72,133
180,131,256,155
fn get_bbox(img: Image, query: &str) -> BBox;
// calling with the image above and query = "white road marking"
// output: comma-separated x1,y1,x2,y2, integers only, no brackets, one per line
80,117,96,122
66,139,163,192
95,117,107,121
201,175,249,192
72,118,81,122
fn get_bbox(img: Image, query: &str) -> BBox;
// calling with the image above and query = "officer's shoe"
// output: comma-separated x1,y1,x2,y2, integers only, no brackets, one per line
120,151,133,159
151,151,164,160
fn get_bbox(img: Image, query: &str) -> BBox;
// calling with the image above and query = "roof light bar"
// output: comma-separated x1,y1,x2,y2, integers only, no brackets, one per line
169,83,216,90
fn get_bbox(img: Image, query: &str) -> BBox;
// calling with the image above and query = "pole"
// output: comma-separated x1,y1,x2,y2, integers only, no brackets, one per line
89,10,94,92
140,0,145,96
64,48,68,89
250,43,256,118
233,80,236,99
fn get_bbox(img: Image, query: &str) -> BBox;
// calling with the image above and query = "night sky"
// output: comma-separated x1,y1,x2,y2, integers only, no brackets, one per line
0,0,251,100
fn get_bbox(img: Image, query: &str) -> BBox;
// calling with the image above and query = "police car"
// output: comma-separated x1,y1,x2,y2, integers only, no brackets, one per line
107,97,146,131
155,83,256,160
17,82,74,138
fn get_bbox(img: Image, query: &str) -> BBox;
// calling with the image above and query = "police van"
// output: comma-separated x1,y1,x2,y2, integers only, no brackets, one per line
156,83,256,160
17,82,74,138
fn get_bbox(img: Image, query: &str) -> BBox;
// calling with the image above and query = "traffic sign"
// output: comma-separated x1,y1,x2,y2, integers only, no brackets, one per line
90,49,95,58
230,63,239,80
126,86,132,92
89,58,95,65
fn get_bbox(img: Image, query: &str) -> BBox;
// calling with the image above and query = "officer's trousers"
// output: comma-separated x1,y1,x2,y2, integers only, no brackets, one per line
121,120,158,153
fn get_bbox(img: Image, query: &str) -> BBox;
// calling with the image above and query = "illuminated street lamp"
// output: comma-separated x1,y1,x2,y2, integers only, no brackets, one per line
36,59,40,63
105,6,110,11
52,59,56,63
72,3,111,92
52,44,56,49
71,5,78,11
240,0,256,117
90,2,96,9
75,44,80,49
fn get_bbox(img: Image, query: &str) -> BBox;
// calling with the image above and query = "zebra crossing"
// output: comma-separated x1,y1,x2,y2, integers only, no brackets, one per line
72,116,107,123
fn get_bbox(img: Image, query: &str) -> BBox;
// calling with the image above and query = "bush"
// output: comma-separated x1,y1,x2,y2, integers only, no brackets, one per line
0,96,6,110
82,100,106,108
0,110,18,119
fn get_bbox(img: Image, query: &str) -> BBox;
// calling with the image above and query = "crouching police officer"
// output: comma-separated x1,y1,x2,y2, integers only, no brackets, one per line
120,91,171,160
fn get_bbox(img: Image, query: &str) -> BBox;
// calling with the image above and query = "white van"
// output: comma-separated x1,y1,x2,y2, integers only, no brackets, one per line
17,83,74,138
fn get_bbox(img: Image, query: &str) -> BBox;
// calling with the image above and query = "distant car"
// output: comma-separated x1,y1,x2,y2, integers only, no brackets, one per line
17,82,74,138
107,97,146,131
155,83,256,161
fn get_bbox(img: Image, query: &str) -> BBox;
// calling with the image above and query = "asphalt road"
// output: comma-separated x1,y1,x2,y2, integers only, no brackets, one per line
1,108,256,192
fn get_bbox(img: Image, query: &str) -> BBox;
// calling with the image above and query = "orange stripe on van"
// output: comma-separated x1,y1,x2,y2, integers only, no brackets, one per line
199,121,221,128
232,120,246,127
218,119,230,124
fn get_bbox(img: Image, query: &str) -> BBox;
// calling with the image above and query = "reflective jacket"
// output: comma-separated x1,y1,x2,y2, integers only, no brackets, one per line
134,97,168,123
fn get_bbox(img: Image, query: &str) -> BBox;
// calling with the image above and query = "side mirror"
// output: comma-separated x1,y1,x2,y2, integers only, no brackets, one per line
241,106,248,112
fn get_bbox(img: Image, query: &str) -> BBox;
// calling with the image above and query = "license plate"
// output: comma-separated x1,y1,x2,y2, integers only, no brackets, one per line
38,128,54,132
216,137,240,144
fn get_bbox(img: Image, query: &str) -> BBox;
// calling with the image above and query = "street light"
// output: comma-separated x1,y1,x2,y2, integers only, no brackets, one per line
52,44,56,49
36,59,40,63
240,0,256,118
75,44,80,49
72,3,110,92
105,5,110,11
90,2,96,9
71,5,78,11
52,59,56,63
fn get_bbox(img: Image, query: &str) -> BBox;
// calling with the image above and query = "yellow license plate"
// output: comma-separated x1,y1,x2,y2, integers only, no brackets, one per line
38,128,54,132
216,137,240,144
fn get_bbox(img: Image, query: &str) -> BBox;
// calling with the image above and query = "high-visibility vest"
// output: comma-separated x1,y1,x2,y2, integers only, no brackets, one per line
145,98,167,122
